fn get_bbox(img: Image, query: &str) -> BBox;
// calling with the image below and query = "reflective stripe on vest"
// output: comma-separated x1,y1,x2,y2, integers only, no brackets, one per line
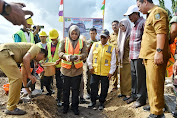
14,30,34,43
92,42,113,76
47,42,61,68
36,42,43,48
61,38,83,69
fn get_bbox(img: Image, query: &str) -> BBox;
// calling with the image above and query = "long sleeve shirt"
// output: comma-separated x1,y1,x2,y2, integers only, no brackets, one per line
87,41,116,75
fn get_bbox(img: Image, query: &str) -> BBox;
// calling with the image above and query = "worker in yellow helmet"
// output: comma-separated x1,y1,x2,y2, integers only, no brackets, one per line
37,31,48,49
36,31,48,92
44,29,63,107
13,17,35,43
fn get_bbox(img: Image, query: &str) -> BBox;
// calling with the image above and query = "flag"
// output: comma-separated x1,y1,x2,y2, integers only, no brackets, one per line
101,0,105,15
58,0,63,22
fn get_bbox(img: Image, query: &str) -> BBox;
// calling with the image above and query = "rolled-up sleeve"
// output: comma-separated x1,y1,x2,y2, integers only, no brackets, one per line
109,48,116,74
87,43,94,69
153,10,169,34
58,40,66,59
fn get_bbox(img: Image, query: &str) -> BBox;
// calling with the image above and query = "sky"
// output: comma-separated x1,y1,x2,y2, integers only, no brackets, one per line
0,0,172,43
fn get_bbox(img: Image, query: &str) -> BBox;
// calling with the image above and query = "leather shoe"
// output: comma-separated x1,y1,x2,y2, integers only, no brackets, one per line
123,96,130,101
148,113,165,118
88,102,97,110
143,105,150,111
118,94,126,98
127,97,136,104
72,109,79,115
5,108,26,115
132,101,145,108
62,108,68,114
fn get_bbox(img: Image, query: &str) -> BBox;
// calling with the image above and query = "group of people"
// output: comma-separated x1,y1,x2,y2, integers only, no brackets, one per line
0,0,177,118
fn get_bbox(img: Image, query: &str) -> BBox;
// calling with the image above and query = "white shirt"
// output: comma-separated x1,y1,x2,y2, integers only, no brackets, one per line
87,41,116,75
24,32,31,43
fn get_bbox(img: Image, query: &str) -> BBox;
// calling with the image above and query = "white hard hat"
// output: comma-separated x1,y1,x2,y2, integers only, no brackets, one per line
124,5,139,16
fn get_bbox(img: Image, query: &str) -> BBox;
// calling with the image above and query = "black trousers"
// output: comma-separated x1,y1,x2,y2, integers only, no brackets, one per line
90,74,109,104
130,59,147,104
55,68,63,101
62,74,81,109
43,76,53,95
43,69,63,98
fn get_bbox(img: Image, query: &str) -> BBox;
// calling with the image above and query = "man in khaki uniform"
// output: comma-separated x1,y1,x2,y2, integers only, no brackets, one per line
137,0,170,118
0,42,47,115
109,20,119,91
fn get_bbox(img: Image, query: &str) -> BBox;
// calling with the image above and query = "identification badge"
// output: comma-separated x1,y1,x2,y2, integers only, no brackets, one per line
155,13,160,20
105,59,108,64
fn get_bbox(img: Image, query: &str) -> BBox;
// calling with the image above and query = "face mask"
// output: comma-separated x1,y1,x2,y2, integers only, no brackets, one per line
52,40,57,44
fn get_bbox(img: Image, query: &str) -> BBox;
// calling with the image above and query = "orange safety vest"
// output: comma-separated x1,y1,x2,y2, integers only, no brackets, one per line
61,38,83,69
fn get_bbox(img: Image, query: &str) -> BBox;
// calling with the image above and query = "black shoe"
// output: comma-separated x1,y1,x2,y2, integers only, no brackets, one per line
63,107,68,114
96,95,100,100
86,94,90,99
51,90,55,94
57,101,63,107
148,113,165,118
123,96,130,101
143,105,150,111
127,97,136,104
45,92,52,96
72,109,79,115
41,89,44,92
88,102,96,110
5,108,26,115
80,97,86,104
98,103,104,110
118,94,126,98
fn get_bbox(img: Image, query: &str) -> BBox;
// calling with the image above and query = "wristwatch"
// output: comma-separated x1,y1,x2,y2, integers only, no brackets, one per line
156,48,163,53
1,2,12,16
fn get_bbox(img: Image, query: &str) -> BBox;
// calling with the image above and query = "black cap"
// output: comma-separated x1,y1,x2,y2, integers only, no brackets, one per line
100,29,109,37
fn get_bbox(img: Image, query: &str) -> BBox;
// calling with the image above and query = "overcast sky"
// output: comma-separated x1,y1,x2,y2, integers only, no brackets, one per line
0,0,172,43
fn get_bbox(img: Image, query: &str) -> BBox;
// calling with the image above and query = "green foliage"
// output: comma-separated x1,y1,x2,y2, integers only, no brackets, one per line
171,0,177,13
158,0,172,20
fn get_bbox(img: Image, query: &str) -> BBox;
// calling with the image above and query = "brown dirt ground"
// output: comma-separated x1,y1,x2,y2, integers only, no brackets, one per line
0,69,175,118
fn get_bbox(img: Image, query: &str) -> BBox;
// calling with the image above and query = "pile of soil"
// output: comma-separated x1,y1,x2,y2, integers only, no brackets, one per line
0,69,175,118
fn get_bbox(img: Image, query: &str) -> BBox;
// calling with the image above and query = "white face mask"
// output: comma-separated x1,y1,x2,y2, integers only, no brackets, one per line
52,40,57,44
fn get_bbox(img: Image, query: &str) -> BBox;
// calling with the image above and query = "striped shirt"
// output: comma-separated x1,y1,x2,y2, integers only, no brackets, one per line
129,17,145,59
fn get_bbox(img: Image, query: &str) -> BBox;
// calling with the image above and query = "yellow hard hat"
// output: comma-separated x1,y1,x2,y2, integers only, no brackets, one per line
39,31,47,37
26,18,34,25
49,29,59,39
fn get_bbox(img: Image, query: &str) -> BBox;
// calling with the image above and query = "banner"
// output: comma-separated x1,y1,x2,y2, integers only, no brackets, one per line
64,17,103,40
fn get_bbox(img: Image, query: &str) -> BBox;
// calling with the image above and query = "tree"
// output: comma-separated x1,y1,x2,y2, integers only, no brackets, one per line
171,0,177,13
158,0,172,20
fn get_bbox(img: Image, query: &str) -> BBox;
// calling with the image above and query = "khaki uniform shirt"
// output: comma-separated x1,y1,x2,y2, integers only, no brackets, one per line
0,42,41,63
109,32,118,47
123,37,130,63
109,32,118,65
139,5,170,60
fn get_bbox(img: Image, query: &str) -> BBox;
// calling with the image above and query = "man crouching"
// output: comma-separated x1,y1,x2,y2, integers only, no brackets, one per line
0,42,47,115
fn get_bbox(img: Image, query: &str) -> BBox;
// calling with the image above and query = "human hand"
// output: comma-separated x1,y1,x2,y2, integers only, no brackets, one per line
115,47,119,54
55,59,61,65
28,74,37,84
173,60,177,75
154,52,163,65
74,55,81,62
107,73,112,80
89,68,94,74
3,2,33,27
25,88,32,95
65,55,70,61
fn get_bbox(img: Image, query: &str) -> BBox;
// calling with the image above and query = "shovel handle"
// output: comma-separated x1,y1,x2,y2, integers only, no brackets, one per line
26,80,32,88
